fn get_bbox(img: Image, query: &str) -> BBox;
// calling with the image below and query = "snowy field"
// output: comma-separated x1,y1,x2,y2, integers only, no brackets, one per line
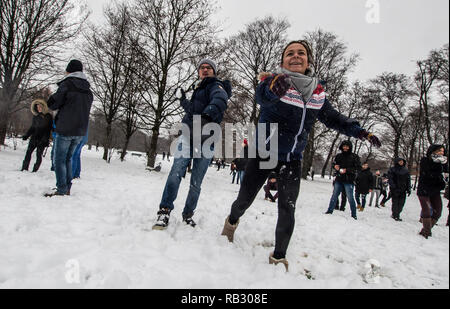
0,138,448,289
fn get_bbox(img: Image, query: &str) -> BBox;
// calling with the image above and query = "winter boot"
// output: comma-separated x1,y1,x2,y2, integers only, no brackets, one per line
221,216,239,242
357,205,361,210
380,202,385,207
359,207,365,212
182,213,197,228
44,190,66,197
152,208,171,230
269,252,289,272
419,218,432,239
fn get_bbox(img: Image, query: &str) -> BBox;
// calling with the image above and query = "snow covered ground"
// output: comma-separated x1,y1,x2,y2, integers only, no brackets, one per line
0,138,448,289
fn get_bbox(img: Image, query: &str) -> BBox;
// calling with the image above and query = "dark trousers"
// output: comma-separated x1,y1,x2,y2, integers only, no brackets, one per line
418,194,443,221
381,191,391,204
391,192,407,219
229,158,301,258
22,140,46,172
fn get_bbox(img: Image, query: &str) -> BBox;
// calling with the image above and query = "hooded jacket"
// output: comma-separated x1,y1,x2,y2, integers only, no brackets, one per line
333,140,361,184
47,72,93,137
256,75,364,162
388,158,411,195
355,167,374,194
23,100,53,147
417,145,449,196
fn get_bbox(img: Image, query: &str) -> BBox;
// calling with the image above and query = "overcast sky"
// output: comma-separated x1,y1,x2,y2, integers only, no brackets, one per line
85,0,449,82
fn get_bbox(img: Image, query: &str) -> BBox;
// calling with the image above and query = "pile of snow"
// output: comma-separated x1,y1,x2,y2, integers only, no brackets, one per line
0,138,448,288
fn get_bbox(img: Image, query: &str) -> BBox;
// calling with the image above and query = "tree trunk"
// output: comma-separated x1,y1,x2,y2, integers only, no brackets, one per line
321,132,340,177
301,126,315,180
147,127,160,168
103,123,112,161
120,138,130,162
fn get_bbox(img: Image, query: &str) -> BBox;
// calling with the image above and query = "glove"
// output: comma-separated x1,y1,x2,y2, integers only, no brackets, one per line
268,74,291,98
22,136,28,141
359,130,381,148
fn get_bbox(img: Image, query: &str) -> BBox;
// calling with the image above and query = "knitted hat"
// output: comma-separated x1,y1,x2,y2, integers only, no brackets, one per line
66,59,83,73
198,59,217,74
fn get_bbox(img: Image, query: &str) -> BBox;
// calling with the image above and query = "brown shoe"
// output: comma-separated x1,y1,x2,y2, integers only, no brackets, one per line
221,216,239,243
269,252,289,272
419,218,432,239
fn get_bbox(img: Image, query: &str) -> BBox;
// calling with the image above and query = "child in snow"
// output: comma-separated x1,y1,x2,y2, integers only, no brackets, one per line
220,40,381,271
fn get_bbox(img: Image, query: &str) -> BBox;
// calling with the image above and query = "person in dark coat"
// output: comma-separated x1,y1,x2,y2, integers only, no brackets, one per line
45,59,93,197
154,58,232,229
21,99,53,172
355,162,373,212
220,40,381,271
380,173,390,207
369,170,383,208
264,172,279,202
325,140,362,219
388,158,411,221
417,145,448,238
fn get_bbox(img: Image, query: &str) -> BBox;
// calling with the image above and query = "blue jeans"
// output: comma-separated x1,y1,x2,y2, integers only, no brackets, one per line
327,181,357,217
71,131,88,178
50,133,58,171
237,170,245,185
159,137,213,216
54,135,83,194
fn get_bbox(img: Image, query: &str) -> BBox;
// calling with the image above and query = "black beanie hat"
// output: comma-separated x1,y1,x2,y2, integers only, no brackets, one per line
66,60,83,73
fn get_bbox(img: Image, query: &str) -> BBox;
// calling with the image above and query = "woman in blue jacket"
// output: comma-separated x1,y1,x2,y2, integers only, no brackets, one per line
220,40,381,271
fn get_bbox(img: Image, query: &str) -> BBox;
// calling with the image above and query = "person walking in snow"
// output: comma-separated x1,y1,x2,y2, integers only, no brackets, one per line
220,40,381,271
21,99,53,172
417,145,448,238
379,173,390,207
45,59,93,197
387,158,411,221
325,140,361,219
369,170,383,208
153,58,232,230
355,162,373,212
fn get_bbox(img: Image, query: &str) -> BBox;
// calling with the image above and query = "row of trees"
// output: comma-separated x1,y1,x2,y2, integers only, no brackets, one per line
1,0,448,177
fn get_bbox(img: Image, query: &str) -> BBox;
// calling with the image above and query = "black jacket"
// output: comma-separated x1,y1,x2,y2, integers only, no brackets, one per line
417,151,448,197
47,72,93,137
333,141,361,184
372,174,383,190
388,158,411,195
24,113,53,147
355,168,374,194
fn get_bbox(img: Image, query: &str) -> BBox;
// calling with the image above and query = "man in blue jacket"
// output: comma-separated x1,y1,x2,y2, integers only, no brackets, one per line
45,60,93,197
153,59,232,229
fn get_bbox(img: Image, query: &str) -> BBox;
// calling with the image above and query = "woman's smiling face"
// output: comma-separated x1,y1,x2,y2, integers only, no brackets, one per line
281,43,309,74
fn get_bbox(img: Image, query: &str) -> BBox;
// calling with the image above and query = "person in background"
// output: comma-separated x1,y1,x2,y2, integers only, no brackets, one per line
417,145,448,238
355,162,373,212
21,99,53,173
369,170,383,208
387,158,411,222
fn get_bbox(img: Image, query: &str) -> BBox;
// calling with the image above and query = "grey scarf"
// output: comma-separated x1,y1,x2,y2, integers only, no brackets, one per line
278,68,319,102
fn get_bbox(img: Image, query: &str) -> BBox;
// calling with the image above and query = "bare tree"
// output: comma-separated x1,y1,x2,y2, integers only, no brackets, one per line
83,2,137,162
0,0,88,145
366,73,414,159
132,0,218,168
223,16,290,125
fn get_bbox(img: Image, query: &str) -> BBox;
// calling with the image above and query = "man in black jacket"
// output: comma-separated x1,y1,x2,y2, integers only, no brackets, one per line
45,60,93,197
325,140,361,219
388,158,411,221
21,100,53,172
355,162,374,212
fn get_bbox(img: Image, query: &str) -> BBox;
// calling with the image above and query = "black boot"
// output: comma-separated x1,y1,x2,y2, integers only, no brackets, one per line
182,213,197,227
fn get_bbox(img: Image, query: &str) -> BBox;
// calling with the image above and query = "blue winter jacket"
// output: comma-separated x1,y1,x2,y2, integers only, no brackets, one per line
256,77,363,162
181,77,232,130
